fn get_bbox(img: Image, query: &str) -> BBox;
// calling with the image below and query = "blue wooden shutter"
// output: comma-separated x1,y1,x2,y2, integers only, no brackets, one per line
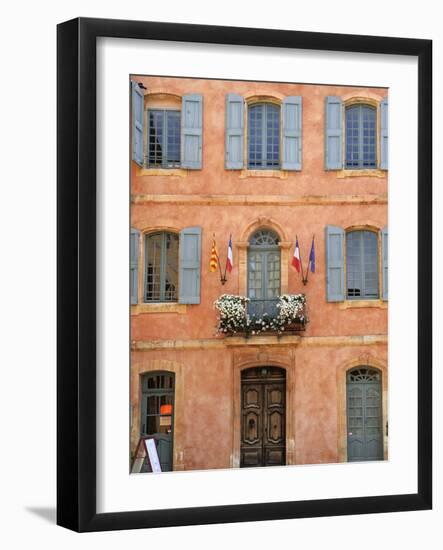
131,82,144,166
325,225,345,302
381,227,388,300
179,226,201,304
282,96,302,170
130,228,140,304
325,96,343,169
181,94,203,169
225,94,244,169
380,98,388,169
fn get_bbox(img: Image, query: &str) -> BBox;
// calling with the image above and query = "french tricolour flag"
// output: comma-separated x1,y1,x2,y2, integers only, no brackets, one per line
292,238,301,273
226,235,233,273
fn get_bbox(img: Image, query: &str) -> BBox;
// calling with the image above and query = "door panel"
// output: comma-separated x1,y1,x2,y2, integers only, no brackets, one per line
241,371,286,467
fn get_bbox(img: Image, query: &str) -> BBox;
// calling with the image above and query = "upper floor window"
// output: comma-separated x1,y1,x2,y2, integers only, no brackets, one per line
346,230,379,299
148,110,181,168
225,94,302,171
248,103,280,169
345,105,377,169
145,232,179,302
130,227,202,305
325,225,388,302
130,82,203,170
325,96,388,171
247,229,281,317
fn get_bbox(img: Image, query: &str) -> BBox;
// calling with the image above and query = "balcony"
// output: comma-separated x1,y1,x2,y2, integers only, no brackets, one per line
214,294,307,337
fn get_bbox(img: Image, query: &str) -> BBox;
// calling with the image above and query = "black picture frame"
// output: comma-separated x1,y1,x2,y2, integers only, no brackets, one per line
57,17,432,532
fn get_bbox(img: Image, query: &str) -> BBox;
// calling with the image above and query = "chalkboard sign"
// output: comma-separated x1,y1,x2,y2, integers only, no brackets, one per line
131,437,162,474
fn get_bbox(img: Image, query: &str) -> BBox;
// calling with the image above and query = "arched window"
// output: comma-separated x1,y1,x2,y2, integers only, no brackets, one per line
346,366,383,461
144,232,179,302
248,229,281,317
345,104,377,169
140,371,175,471
248,103,280,169
346,230,379,299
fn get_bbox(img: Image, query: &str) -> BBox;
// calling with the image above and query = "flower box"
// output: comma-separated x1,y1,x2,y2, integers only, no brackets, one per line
214,294,307,337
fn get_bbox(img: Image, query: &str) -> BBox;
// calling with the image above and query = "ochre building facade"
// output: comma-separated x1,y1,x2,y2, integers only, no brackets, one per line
130,75,388,472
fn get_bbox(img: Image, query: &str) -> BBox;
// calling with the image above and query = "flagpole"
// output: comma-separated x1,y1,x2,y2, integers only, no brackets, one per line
297,235,306,285
213,233,226,285
222,233,231,283
304,235,315,284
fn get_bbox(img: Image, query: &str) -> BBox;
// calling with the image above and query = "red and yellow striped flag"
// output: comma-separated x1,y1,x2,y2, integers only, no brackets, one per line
210,238,219,272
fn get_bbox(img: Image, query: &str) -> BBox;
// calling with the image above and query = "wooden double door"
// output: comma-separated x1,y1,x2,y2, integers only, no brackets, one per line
240,367,286,467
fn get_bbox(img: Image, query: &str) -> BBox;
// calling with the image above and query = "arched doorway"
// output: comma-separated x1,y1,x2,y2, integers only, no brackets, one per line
247,229,281,318
140,371,175,471
240,366,286,467
346,367,383,461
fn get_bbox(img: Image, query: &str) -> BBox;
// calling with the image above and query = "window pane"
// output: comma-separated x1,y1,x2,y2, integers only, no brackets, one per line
164,233,179,301
248,104,263,168
148,109,181,168
145,233,163,301
363,231,379,297
248,251,263,300
266,252,281,299
265,104,280,168
248,103,280,169
145,232,179,302
346,231,379,299
148,110,164,167
166,111,181,167
345,105,376,169
346,231,363,298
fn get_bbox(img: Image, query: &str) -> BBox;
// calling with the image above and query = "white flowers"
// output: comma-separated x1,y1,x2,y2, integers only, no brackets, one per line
214,294,307,336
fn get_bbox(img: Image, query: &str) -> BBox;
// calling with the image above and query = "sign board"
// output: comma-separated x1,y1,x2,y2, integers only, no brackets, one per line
130,437,162,474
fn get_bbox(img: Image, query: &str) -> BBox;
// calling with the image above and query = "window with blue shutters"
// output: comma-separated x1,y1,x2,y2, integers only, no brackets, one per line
148,110,181,168
324,96,388,170
325,226,387,302
225,95,302,171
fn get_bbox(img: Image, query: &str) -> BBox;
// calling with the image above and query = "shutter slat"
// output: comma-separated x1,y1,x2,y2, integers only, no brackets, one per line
325,225,345,301
325,96,343,170
382,227,388,300
181,94,203,169
225,94,244,169
179,227,201,304
282,96,302,170
130,228,140,304
131,82,144,166
380,98,388,170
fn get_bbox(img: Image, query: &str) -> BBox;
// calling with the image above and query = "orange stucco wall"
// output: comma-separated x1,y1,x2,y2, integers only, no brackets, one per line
130,75,388,470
